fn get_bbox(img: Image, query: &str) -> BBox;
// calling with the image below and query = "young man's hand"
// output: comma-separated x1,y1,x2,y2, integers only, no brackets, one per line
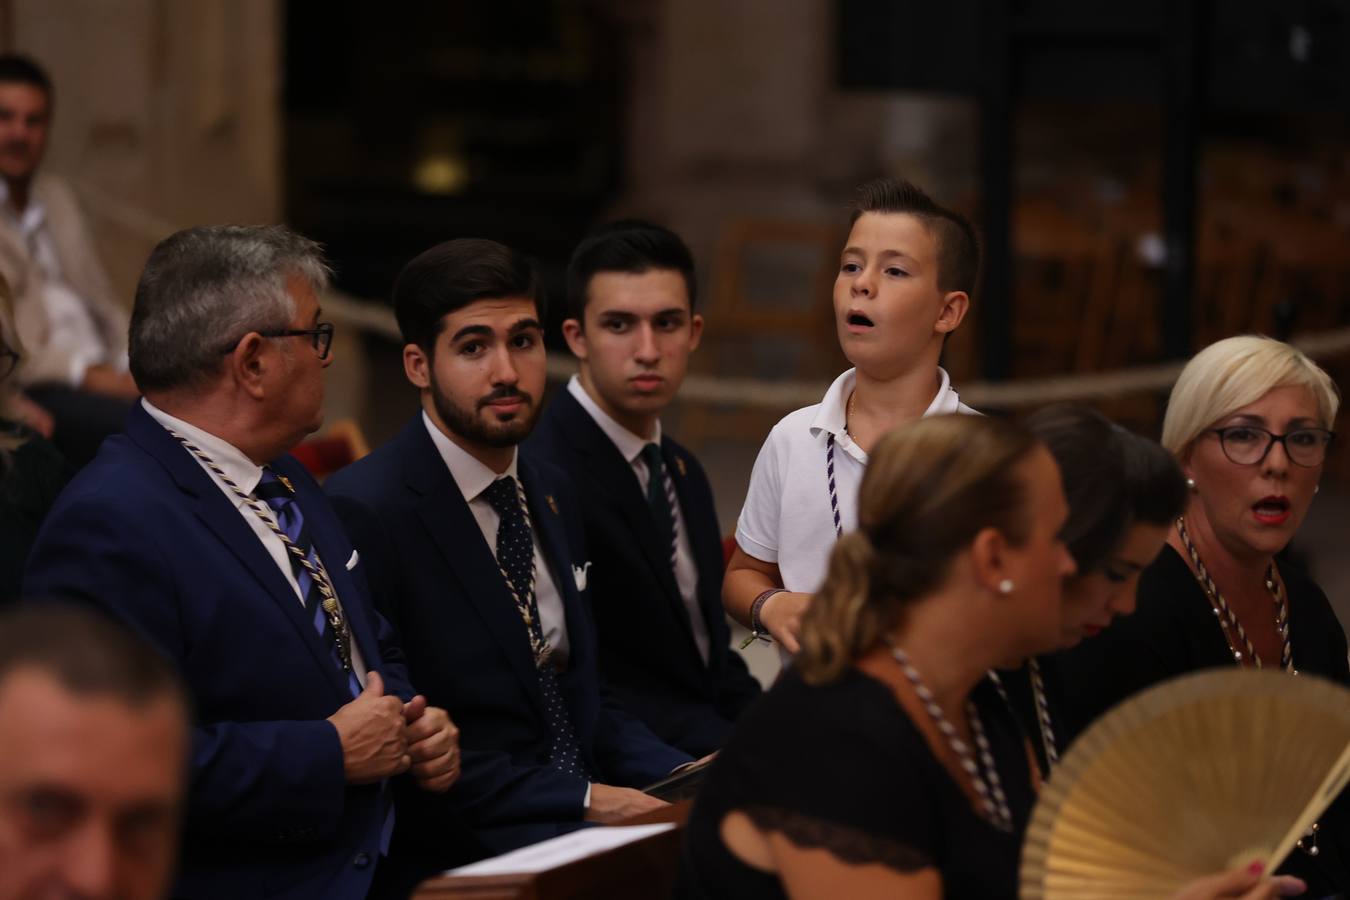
583,785,668,824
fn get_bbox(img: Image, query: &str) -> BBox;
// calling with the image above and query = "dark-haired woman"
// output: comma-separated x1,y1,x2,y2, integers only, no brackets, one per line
677,415,1292,899
1001,404,1187,773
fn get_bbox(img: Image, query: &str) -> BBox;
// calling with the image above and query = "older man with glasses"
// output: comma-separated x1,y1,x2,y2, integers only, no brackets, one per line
24,224,469,900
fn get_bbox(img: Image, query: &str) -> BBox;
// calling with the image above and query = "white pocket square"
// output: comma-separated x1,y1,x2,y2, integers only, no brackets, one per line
345,549,360,571
572,562,591,592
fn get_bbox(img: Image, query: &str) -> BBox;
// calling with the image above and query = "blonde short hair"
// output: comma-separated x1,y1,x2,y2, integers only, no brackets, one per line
1161,335,1340,457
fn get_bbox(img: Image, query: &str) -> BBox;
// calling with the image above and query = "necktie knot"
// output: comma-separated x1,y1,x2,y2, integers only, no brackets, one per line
254,468,295,509
482,476,522,521
639,443,664,479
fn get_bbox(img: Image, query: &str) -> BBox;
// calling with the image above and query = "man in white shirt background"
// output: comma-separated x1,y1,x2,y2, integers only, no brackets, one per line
0,54,137,466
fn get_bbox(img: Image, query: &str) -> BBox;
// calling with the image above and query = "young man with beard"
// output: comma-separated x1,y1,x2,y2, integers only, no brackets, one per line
326,239,692,862
527,221,760,757
724,179,980,662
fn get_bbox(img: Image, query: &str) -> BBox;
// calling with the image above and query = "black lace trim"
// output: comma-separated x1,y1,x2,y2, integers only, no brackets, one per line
737,804,933,872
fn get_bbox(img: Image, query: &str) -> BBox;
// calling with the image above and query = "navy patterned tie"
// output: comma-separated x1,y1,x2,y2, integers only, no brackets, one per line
254,469,361,698
482,476,590,780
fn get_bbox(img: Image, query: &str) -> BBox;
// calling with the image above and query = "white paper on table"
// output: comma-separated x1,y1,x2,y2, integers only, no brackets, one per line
445,823,677,876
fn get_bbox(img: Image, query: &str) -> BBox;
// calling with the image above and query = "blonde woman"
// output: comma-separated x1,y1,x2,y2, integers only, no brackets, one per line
1,273,68,605
677,414,1294,899
1056,335,1346,894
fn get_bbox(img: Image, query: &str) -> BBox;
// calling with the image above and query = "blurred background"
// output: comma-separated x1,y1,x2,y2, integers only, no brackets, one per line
6,0,1350,670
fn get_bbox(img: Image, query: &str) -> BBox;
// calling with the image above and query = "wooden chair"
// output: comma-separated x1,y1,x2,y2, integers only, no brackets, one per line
679,217,846,451
1009,200,1123,377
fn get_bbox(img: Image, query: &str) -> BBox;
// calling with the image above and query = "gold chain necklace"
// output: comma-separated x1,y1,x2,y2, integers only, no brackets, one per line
1175,516,1317,856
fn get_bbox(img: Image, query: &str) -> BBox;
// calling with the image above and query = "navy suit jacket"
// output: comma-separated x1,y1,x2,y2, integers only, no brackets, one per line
326,415,691,855
526,390,761,756
23,402,413,900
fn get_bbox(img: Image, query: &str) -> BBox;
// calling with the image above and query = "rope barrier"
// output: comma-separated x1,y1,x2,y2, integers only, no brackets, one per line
70,182,1350,412
322,293,1350,411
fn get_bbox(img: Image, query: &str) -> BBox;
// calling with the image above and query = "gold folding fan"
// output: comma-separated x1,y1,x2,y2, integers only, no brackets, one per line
1020,669,1350,899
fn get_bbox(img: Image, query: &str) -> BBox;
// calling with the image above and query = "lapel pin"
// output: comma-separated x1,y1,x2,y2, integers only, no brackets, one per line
278,474,295,493
546,494,559,515
675,457,687,477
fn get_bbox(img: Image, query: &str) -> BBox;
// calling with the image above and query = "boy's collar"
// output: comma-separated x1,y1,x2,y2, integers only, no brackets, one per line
808,366,960,440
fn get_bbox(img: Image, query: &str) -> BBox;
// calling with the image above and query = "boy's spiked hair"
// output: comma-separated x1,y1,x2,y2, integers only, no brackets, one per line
850,178,980,298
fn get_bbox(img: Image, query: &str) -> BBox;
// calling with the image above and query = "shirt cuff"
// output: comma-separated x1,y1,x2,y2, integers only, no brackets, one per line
583,783,592,810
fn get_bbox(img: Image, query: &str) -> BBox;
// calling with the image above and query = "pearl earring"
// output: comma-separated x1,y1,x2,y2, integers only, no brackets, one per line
998,579,1015,595
1186,477,1196,490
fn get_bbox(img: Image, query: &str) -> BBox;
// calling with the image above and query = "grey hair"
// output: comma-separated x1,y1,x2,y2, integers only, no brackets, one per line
128,224,331,393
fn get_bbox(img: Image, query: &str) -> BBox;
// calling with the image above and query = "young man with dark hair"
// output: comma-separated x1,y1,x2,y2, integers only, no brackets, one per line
527,219,761,757
326,238,692,861
0,53,139,465
0,605,188,900
725,178,980,660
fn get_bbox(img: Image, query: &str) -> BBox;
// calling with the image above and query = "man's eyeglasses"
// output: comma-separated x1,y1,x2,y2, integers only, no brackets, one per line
1209,425,1335,468
223,323,335,360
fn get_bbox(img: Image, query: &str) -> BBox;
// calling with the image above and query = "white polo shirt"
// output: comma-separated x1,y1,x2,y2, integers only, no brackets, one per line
735,366,976,604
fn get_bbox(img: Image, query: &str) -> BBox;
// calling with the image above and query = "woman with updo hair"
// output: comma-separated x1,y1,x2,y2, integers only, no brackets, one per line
678,413,1301,899
1055,335,1349,893
678,414,1075,898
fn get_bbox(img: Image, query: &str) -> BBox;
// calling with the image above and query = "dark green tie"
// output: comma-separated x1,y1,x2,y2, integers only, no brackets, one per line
640,443,676,565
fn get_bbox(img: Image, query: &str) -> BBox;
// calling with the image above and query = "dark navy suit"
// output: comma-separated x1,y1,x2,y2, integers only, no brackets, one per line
22,402,414,900
526,389,760,756
325,415,691,856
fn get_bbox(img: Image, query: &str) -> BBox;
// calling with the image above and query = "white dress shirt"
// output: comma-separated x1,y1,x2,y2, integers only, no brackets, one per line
1,181,122,386
567,376,710,663
421,411,571,666
142,399,370,684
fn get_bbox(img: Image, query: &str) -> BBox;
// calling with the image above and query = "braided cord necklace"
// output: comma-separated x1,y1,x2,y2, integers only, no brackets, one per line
497,478,554,670
1027,658,1060,768
1175,515,1318,855
823,390,859,540
1175,516,1293,672
890,646,1015,833
168,430,354,671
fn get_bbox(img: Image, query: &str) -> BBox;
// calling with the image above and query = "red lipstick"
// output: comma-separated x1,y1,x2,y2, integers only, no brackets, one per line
1252,495,1291,526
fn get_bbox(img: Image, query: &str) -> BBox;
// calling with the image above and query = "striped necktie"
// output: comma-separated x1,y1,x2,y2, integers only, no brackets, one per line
254,468,361,698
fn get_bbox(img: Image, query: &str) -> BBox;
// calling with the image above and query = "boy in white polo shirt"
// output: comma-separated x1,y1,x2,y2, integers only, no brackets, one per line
725,178,979,655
